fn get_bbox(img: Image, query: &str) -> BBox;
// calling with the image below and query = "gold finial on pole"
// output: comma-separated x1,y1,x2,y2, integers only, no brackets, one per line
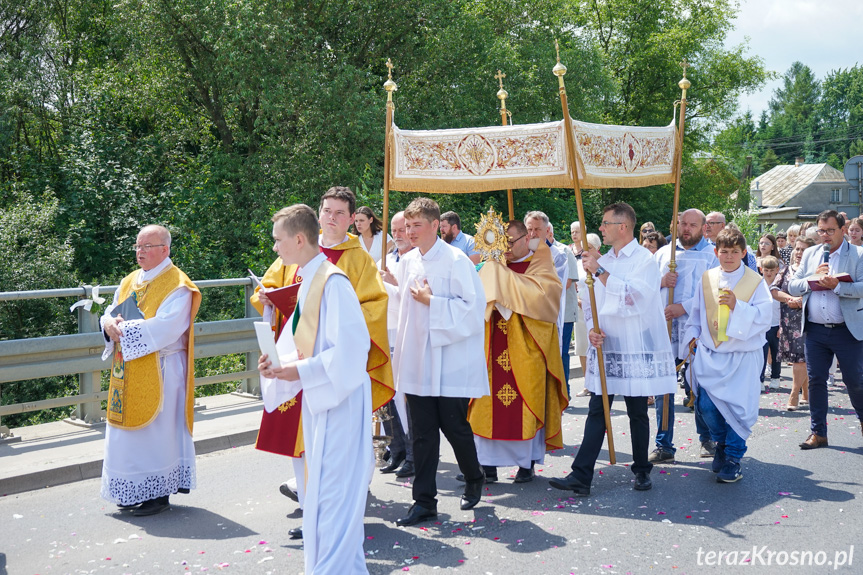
494,69,514,218
678,58,691,98
384,58,398,102
552,40,567,88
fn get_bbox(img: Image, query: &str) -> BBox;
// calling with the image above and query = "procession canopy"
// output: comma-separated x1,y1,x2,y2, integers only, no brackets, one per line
387,118,678,193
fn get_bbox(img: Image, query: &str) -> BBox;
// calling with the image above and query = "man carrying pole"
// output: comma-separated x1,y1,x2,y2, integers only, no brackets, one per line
549,202,677,495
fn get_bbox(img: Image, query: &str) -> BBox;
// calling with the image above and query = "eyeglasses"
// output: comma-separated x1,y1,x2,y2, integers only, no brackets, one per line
705,221,725,226
133,244,166,252
816,228,838,235
506,234,527,246
601,221,625,226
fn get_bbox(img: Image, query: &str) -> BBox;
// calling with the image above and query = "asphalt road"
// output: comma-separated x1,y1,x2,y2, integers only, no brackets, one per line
2,374,862,575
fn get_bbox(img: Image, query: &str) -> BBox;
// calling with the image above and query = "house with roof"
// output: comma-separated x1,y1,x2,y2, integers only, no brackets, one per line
752,160,855,231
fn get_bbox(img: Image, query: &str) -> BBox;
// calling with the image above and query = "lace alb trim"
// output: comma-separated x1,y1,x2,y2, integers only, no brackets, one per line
101,463,196,505
119,319,151,361
588,349,676,380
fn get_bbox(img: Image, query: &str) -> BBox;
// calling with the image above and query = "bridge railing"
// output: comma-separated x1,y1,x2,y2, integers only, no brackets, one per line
0,278,262,439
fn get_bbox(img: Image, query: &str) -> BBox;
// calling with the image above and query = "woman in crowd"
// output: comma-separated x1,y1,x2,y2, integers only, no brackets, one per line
641,231,667,255
756,233,781,272
354,206,393,264
639,221,656,244
847,217,863,246
770,237,814,411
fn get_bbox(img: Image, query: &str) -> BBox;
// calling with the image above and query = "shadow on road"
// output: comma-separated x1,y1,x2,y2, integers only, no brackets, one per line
110,504,258,540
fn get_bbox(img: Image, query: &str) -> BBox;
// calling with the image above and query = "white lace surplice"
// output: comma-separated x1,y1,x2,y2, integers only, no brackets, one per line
99,258,196,505
582,239,677,397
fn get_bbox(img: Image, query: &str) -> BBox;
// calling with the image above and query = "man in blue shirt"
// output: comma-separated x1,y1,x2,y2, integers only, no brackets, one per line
440,211,481,264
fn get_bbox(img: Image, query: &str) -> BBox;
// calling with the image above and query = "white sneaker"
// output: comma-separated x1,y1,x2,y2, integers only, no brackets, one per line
828,375,836,387
771,378,780,388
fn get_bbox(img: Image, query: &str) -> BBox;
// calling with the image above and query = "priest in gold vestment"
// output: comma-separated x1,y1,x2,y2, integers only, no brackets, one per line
469,220,568,483
100,225,201,516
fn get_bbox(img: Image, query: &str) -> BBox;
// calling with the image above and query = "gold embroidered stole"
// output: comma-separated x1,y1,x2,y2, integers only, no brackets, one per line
293,260,348,359
702,266,762,348
107,264,201,432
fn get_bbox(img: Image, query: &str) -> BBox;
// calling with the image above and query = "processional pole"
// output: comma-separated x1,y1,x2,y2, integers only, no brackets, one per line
381,59,397,268
662,61,691,430
553,40,616,464
495,70,515,220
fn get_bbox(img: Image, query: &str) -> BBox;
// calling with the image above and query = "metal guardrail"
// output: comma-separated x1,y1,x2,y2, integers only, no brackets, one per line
0,278,262,435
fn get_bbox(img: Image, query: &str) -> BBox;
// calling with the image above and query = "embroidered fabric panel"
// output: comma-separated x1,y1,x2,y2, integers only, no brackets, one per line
119,319,151,361
101,464,196,505
587,350,676,380
572,120,677,188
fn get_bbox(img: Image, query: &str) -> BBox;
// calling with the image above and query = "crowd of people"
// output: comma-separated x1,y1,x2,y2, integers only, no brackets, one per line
95,188,863,574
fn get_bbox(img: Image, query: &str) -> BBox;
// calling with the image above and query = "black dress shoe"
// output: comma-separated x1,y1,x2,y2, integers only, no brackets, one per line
456,468,497,484
380,452,406,474
394,460,415,478
513,466,535,483
549,472,591,496
460,477,484,510
177,488,190,494
633,471,652,491
396,504,437,526
132,496,170,516
117,503,140,510
288,527,303,539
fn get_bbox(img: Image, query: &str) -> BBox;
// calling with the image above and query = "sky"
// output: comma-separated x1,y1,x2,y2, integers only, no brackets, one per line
724,0,863,119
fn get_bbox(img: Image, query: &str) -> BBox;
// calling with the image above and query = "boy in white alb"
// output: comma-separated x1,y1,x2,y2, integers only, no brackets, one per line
682,228,773,483
258,204,373,575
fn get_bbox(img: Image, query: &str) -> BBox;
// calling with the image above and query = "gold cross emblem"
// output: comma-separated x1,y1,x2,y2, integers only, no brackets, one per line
496,318,508,334
496,349,511,372
277,397,298,413
496,383,518,407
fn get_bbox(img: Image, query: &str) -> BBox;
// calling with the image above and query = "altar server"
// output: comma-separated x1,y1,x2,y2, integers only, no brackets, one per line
258,204,372,574
682,227,773,482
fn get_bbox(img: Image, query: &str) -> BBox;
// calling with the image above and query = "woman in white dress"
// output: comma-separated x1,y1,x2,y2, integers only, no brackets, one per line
354,206,393,264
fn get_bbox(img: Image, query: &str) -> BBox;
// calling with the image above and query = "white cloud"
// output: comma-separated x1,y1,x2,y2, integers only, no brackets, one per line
724,0,863,118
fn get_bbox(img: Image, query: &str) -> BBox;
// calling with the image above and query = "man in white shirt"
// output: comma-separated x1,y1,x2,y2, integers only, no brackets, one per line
652,209,718,462
386,198,490,526
550,203,677,496
525,211,568,341
378,211,415,478
789,209,863,449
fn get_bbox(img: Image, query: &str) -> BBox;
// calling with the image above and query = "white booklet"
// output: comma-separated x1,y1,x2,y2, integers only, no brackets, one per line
254,321,281,368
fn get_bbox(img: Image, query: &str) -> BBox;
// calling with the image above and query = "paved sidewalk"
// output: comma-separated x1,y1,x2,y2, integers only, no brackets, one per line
0,393,264,496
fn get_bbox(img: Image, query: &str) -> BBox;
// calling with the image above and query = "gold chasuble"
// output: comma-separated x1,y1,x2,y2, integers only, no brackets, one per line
254,234,395,458
107,264,201,434
469,244,568,451
702,266,763,347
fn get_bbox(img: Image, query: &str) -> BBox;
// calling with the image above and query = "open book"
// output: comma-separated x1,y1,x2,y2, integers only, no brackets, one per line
807,273,852,291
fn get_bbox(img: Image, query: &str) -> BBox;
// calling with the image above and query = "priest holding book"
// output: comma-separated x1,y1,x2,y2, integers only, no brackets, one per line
99,225,201,516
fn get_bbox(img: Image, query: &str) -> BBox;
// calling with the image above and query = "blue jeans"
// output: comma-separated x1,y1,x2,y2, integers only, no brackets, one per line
561,321,574,396
761,325,780,381
696,390,747,459
654,360,711,451
804,322,863,437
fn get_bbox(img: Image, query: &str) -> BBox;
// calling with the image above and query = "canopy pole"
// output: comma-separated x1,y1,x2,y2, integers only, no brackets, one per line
495,70,515,220
381,59,398,268
553,41,615,465
662,61,691,429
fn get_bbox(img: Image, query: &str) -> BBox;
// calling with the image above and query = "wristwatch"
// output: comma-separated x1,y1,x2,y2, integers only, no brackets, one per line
594,266,607,277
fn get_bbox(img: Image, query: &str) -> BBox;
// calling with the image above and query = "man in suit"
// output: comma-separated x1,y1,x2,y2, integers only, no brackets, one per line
788,209,863,449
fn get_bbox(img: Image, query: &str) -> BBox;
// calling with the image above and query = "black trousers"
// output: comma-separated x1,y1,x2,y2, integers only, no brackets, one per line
571,393,652,485
406,394,483,509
